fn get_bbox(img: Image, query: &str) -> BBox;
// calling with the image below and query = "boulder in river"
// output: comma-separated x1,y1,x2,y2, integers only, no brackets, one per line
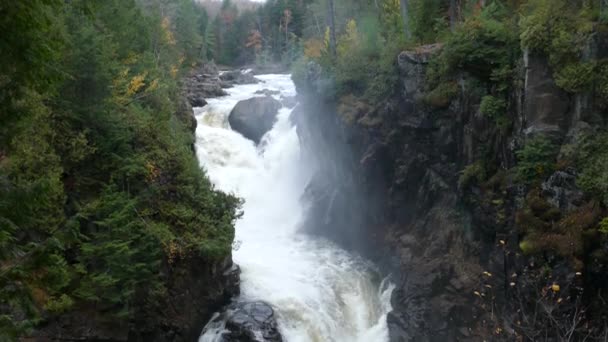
229,96,282,144
202,301,283,342
255,89,280,96
220,70,260,85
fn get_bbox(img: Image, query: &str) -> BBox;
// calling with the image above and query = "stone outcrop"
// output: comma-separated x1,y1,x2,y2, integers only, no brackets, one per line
184,63,228,106
202,301,283,342
229,96,282,144
220,70,260,85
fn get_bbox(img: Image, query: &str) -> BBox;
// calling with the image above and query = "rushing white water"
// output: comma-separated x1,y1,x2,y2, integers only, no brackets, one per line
195,74,393,342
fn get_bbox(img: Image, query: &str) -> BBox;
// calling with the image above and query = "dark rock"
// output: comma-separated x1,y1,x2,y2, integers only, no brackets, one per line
183,62,228,105
202,301,283,342
229,96,282,144
541,168,585,212
189,95,208,108
220,70,260,85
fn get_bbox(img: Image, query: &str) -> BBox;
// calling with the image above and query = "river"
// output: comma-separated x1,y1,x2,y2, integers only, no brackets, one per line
195,74,393,342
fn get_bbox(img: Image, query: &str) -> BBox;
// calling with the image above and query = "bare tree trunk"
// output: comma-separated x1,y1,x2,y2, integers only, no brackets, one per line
449,0,457,31
327,0,337,58
400,0,411,40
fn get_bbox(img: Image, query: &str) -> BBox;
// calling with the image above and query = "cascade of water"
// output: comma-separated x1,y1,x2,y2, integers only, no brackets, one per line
196,74,393,342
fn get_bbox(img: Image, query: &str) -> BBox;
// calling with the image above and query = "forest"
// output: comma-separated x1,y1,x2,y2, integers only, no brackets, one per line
2,0,608,340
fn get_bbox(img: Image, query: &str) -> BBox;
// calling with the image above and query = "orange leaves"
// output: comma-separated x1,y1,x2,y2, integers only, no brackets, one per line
245,30,263,53
304,39,324,58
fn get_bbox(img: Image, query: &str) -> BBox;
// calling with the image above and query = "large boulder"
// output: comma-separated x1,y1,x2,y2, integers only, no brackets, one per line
220,70,260,85
229,96,282,144
202,301,283,342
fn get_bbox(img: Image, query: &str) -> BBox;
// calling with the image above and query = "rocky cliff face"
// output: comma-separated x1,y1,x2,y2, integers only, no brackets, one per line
294,32,608,341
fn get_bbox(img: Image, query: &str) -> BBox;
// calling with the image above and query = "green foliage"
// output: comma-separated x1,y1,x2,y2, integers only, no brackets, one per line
519,0,607,96
0,0,240,338
576,132,608,206
427,3,518,85
409,0,445,44
325,17,402,101
515,135,559,183
479,95,510,131
554,62,596,93
423,82,458,108
459,161,487,190
479,95,505,118
600,218,608,234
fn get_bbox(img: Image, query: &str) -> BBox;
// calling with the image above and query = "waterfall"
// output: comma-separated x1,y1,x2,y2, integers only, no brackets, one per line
195,74,393,342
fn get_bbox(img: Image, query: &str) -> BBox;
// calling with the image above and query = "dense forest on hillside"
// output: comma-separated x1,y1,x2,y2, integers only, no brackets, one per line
0,0,241,339
2,0,608,340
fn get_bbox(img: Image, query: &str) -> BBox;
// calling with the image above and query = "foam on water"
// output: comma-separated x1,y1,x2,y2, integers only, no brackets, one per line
196,74,393,342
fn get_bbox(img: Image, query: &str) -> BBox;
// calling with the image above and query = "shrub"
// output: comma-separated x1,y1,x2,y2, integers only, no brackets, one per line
426,2,518,86
600,218,608,234
515,135,558,183
458,161,487,190
519,0,601,95
554,62,596,93
423,82,459,108
576,132,608,205
479,95,506,117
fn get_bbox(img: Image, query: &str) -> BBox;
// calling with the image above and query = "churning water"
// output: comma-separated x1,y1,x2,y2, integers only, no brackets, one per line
195,74,393,342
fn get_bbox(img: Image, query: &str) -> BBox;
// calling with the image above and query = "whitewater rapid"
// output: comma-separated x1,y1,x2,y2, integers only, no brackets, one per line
195,74,393,342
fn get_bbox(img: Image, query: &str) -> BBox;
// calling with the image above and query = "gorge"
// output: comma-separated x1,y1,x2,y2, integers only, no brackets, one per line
194,73,393,342
3,1,608,341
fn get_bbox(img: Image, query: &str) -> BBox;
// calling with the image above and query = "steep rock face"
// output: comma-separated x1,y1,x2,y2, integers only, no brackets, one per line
31,255,240,341
229,96,282,144
294,37,607,341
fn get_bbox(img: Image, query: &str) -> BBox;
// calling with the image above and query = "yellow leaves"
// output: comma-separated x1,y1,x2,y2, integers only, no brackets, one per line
304,38,324,58
123,53,139,65
170,65,179,79
551,283,560,292
162,17,176,46
146,161,160,182
482,271,492,277
337,19,360,58
166,241,180,265
146,79,159,92
126,72,147,97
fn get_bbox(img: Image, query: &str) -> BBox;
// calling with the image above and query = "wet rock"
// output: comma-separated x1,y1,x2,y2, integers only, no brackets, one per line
541,168,585,212
183,62,228,104
220,70,260,85
523,52,570,137
255,89,280,96
203,301,283,342
280,95,297,109
188,95,207,108
229,96,282,144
